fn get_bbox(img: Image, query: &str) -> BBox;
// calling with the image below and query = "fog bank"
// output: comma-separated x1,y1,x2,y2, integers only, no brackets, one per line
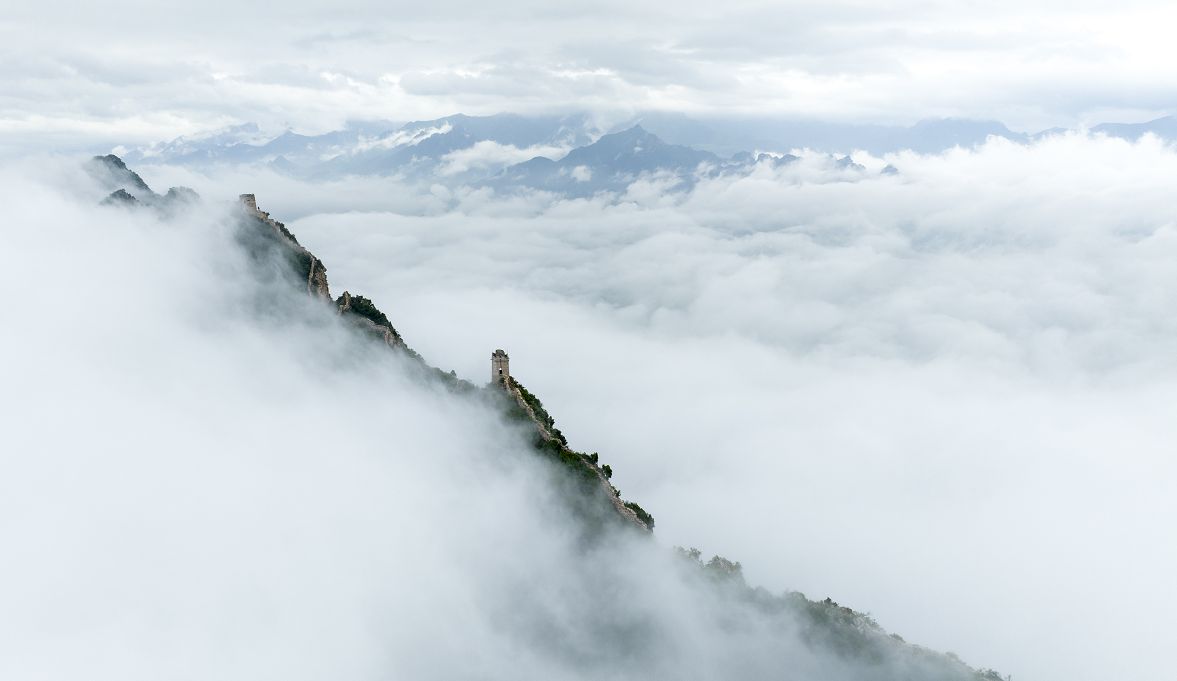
0,161,997,680
264,134,1177,681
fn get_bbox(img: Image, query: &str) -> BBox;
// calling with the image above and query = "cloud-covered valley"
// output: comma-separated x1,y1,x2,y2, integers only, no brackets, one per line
164,133,1177,681
7,0,1177,679
0,158,1020,681
3,131,1175,681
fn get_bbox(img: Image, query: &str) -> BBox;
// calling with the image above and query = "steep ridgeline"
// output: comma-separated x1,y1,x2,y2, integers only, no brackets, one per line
232,186,655,534
499,371,655,531
675,550,1006,681
93,155,1006,681
237,193,330,301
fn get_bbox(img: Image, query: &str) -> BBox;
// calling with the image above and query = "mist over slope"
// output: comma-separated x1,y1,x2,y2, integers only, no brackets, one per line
0,158,1008,680
140,131,1177,681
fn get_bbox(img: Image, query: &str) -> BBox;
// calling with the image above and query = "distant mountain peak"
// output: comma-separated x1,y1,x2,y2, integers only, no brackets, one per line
1090,115,1177,140
490,123,720,196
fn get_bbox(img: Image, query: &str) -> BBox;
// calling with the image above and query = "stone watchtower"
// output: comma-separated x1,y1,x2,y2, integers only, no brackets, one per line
491,349,510,387
239,193,258,212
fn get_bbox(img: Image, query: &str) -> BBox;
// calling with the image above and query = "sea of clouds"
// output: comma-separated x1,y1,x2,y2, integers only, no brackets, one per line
0,160,986,681
133,132,1177,681
4,133,1176,681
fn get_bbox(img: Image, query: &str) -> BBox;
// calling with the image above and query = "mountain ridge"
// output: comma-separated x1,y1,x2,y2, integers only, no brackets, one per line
122,111,1177,170
112,111,1177,202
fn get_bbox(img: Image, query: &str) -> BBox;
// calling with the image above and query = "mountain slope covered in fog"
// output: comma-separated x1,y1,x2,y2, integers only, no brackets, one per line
68,155,1008,681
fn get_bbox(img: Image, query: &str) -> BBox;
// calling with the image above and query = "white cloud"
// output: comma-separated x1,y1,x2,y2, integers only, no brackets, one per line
0,158,993,681
352,122,453,154
272,133,1177,681
438,140,571,175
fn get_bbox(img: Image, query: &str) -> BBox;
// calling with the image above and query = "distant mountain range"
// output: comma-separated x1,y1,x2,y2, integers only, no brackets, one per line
120,112,1177,197
124,113,592,179
487,125,723,196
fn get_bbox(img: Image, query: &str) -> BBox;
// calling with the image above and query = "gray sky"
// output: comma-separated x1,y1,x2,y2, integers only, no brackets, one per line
4,0,1177,151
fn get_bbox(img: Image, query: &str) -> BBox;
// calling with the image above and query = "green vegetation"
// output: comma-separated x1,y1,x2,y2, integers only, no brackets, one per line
532,433,602,487
503,376,653,531
623,501,654,528
338,293,394,331
509,377,567,444
271,219,302,246
673,546,1003,681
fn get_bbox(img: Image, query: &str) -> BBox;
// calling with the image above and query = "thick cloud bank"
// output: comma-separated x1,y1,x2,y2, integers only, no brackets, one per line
0,163,998,680
202,133,1174,681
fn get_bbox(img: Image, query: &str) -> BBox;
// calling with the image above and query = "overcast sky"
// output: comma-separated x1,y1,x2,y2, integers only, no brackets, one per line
4,0,1177,152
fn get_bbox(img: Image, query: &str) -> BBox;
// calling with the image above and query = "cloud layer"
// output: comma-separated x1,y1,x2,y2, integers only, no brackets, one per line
0,160,1001,681
219,133,1177,681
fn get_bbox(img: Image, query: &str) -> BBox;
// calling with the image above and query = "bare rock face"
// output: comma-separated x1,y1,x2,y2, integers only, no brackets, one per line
307,258,330,300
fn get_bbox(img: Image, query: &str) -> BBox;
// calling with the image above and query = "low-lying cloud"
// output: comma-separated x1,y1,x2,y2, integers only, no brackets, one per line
0,160,999,681
219,132,1177,681
439,140,573,176
6,134,1175,681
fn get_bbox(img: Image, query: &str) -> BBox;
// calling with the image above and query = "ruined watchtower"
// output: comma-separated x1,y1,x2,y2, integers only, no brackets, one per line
239,193,258,212
491,349,510,387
